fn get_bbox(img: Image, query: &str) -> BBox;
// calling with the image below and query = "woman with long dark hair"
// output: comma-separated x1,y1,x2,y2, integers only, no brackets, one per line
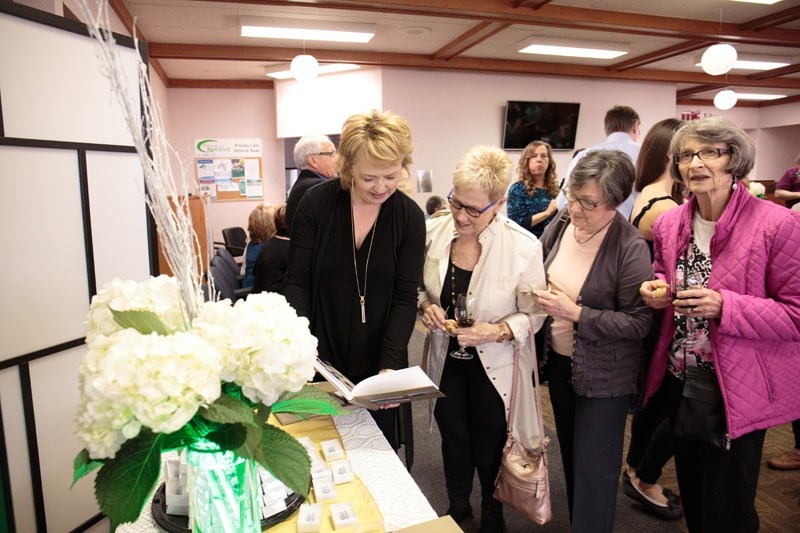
507,141,559,238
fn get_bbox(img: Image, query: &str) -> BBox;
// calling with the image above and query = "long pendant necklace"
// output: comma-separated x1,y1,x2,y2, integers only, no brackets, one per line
573,216,613,245
351,204,377,324
450,238,458,315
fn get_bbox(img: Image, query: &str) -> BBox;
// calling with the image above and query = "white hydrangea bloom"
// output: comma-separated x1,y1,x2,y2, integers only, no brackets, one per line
748,181,766,197
85,276,190,342
193,292,318,406
74,329,222,459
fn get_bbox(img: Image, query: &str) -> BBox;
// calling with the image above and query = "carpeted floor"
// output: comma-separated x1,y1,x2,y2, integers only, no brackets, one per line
403,322,800,532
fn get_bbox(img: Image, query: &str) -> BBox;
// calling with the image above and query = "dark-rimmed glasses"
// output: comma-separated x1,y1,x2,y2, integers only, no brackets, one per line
563,190,608,211
447,189,497,218
315,150,337,157
673,148,730,166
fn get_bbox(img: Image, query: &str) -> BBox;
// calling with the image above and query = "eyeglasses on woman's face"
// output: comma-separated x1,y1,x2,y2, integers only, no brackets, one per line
447,189,497,218
563,189,608,211
672,148,730,166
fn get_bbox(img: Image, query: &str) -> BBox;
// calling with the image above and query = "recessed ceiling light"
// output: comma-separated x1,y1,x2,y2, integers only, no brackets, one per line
241,17,375,43
729,0,783,5
734,93,787,100
519,39,628,59
265,63,361,79
694,56,790,71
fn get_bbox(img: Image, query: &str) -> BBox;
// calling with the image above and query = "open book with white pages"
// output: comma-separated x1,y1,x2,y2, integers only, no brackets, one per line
314,358,444,410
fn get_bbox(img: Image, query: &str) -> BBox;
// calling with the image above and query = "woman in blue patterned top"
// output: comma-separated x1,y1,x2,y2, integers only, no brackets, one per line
507,141,559,238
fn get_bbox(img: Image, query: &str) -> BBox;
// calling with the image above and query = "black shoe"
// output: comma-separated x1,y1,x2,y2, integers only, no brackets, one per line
622,474,683,520
446,503,472,524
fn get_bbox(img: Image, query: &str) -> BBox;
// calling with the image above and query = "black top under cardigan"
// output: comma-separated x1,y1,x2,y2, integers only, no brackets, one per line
284,178,426,382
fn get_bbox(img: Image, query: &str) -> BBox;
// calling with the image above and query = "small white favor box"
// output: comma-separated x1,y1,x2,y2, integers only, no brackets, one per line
331,459,353,485
320,439,345,461
310,461,332,480
296,503,323,533
330,502,357,529
312,476,337,502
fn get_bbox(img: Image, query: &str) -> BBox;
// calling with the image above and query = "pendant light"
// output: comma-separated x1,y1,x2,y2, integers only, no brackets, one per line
714,89,738,110
701,44,737,76
290,54,319,82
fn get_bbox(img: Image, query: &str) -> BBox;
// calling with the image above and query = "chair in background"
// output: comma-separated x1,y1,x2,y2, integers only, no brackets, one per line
221,226,247,258
214,248,242,281
208,264,251,302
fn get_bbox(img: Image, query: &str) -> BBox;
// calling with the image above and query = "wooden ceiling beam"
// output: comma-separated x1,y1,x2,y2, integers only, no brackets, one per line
432,21,510,60
212,0,800,46
108,0,169,86
147,42,800,90
169,79,275,89
747,62,800,81
739,5,800,32
512,0,553,9
607,40,709,72
676,84,726,98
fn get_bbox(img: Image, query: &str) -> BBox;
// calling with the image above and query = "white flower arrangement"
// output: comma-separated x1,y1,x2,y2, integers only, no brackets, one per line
748,181,767,198
73,277,340,530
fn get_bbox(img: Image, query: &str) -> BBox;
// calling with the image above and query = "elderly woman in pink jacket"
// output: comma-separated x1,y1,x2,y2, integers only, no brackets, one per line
640,116,800,533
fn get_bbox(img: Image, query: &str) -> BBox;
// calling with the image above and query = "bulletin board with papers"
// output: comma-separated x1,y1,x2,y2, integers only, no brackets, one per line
194,138,264,201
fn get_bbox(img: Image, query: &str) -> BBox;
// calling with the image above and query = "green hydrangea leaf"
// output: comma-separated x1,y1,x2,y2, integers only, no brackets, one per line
94,430,164,532
256,425,311,496
234,423,262,461
160,425,202,452
199,392,259,429
273,385,348,417
71,449,104,488
110,309,172,335
205,423,247,451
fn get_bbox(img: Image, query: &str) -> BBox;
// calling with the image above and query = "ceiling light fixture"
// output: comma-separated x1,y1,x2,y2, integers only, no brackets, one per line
519,39,628,59
694,55,789,71
729,0,783,5
700,43,737,75
714,89,738,110
241,17,375,43
265,63,361,80
290,54,319,82
734,93,786,101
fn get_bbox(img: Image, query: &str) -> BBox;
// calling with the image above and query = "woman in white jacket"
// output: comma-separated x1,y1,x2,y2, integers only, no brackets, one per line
418,145,546,532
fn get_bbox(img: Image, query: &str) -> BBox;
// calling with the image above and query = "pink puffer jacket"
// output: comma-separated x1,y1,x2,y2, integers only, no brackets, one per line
644,184,800,439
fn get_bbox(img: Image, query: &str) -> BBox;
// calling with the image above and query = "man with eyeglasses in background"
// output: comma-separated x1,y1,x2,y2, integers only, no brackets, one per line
286,135,338,230
556,105,642,220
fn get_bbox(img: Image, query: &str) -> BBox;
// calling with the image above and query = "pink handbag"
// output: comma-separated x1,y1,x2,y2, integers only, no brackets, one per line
493,315,552,525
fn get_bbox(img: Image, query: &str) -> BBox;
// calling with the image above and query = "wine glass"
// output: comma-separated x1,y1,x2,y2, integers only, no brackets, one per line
449,293,475,360
674,269,702,348
526,280,550,316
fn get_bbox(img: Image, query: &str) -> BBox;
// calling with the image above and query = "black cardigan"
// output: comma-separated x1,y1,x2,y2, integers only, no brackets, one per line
284,178,425,380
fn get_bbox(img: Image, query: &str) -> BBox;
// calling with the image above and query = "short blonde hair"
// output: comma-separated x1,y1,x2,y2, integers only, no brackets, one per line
452,146,512,202
337,110,414,190
247,204,276,244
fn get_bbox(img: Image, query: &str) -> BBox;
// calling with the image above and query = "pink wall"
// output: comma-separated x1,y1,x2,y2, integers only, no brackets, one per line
166,88,285,242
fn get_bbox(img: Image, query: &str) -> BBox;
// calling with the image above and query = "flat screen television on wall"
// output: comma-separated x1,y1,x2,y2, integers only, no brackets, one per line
502,100,581,151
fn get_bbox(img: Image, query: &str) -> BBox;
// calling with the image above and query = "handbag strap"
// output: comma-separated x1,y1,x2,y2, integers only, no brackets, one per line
506,315,546,445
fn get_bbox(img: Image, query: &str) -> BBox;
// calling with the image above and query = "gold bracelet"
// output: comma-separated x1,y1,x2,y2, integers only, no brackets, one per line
496,322,510,343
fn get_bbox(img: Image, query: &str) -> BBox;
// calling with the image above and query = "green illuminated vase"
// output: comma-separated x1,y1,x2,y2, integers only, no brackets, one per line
186,440,260,533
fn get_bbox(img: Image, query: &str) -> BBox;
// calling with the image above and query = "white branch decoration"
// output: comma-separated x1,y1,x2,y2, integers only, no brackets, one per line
76,0,210,321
